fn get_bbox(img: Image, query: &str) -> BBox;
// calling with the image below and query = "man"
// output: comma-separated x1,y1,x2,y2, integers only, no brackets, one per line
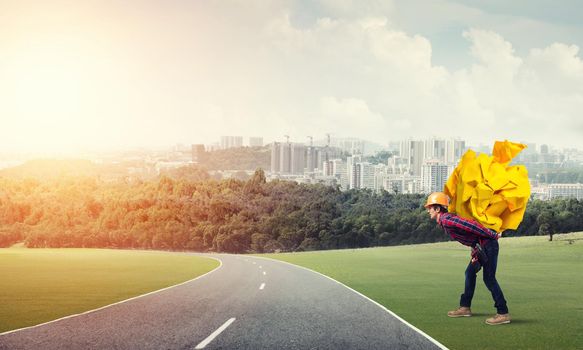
425,192,511,325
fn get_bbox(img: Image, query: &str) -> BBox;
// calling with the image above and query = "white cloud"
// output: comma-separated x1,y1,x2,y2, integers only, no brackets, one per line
445,29,583,147
316,0,395,19
527,43,583,94
262,12,453,142
318,96,387,138
463,28,523,71
262,11,583,148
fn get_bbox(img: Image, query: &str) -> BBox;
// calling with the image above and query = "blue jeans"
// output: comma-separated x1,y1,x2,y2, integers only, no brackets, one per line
460,240,509,314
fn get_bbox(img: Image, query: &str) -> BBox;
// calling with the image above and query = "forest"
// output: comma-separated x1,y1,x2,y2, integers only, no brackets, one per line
1,169,582,252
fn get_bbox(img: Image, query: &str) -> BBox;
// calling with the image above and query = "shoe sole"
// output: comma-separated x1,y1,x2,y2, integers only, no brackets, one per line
485,320,511,325
448,314,472,318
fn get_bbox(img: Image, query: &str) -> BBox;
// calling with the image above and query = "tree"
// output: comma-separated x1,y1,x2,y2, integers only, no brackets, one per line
250,233,272,253
244,168,266,194
298,237,321,251
1,170,580,253
537,211,555,241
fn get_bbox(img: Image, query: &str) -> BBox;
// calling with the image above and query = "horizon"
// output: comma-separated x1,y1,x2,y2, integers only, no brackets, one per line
0,135,577,160
0,135,579,162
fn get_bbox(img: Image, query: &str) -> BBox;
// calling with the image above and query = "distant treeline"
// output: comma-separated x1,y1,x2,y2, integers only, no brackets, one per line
1,169,582,252
535,170,583,184
521,164,583,184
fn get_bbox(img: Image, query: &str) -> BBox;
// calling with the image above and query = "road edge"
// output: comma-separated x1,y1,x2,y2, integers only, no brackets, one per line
0,254,223,336
250,254,449,350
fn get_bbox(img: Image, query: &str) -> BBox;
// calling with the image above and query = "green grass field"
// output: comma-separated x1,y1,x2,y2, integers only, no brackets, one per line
0,248,219,333
261,233,583,350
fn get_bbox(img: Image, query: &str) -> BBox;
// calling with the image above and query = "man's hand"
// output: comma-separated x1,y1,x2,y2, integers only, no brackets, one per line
471,256,481,273
475,243,488,264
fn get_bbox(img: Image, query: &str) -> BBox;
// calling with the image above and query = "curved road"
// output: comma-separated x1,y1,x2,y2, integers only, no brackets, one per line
0,254,446,349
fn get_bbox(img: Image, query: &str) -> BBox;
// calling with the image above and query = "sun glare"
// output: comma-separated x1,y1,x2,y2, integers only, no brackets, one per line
2,38,108,153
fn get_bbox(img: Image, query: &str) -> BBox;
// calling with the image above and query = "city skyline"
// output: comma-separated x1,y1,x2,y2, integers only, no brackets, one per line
1,131,581,201
2,1,583,153
0,132,580,159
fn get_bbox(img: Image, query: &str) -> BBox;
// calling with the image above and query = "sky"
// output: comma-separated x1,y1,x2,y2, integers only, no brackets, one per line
1,0,583,153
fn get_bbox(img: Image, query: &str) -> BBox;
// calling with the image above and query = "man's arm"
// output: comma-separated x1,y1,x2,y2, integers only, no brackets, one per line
440,214,498,240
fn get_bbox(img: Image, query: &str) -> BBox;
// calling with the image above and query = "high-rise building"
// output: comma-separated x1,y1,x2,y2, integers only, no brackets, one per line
514,142,537,163
306,146,321,173
271,139,309,175
399,138,465,173
332,138,365,155
271,142,281,173
322,160,334,176
358,163,376,189
387,156,407,175
348,162,376,190
347,154,362,189
384,174,421,194
191,144,206,163
249,137,263,147
421,160,450,194
319,145,343,164
445,139,465,164
524,142,537,155
352,163,362,189
279,142,292,174
425,138,446,161
290,143,306,175
374,164,387,192
220,136,243,149
400,140,424,176
329,159,348,189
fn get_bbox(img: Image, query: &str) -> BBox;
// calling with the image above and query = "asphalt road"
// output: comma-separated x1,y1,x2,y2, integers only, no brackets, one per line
0,254,446,350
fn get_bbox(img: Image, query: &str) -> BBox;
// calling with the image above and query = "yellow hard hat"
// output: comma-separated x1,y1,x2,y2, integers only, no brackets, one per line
424,192,449,208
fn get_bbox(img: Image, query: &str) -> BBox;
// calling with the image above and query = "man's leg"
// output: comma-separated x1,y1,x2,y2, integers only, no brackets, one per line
482,240,509,316
460,261,477,308
447,262,476,317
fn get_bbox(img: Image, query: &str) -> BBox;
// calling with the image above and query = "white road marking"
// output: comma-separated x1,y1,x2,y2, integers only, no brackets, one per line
259,283,265,290
194,317,236,349
262,271,266,276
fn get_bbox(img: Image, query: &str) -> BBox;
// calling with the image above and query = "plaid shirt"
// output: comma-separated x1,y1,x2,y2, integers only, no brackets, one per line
438,213,498,255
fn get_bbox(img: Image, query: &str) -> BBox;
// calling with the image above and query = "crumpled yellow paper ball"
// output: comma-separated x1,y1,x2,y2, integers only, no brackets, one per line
444,140,531,233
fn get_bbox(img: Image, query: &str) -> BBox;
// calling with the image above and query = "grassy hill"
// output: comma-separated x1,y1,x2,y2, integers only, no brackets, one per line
199,146,270,171
0,248,219,333
261,232,583,350
2,235,581,348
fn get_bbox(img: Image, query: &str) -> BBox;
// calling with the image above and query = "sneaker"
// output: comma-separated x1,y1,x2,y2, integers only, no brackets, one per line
447,307,472,317
485,313,511,325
